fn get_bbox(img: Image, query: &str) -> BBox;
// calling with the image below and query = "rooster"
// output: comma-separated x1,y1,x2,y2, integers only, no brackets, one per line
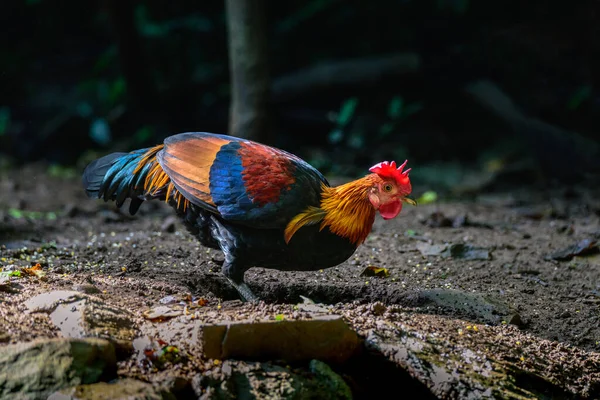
82,132,415,301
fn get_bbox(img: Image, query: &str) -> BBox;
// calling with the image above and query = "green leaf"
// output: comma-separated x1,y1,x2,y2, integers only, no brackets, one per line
89,119,112,146
379,122,394,137
388,96,403,119
403,102,424,117
437,0,469,14
92,46,117,75
275,314,285,321
567,85,592,110
276,0,336,33
327,128,344,144
134,126,154,145
135,5,169,37
417,191,438,204
48,164,78,179
337,97,358,126
8,209,23,219
0,107,10,136
108,76,126,105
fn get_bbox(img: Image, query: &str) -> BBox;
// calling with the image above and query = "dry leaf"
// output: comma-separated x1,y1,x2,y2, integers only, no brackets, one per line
21,263,46,279
360,266,389,278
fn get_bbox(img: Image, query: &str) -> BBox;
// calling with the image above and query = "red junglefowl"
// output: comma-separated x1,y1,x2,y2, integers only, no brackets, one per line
82,132,415,301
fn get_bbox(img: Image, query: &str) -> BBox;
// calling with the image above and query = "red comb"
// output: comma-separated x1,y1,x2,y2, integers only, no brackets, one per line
369,160,411,191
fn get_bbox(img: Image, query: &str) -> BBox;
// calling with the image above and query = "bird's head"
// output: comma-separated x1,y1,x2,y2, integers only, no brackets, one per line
368,160,415,220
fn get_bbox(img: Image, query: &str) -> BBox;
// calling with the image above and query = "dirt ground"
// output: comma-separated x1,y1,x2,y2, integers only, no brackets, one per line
1,163,600,396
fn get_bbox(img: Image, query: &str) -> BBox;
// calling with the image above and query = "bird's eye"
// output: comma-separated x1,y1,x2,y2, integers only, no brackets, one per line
383,184,393,192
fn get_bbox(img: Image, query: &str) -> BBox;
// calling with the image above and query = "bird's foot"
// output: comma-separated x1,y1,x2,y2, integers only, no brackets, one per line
226,277,259,302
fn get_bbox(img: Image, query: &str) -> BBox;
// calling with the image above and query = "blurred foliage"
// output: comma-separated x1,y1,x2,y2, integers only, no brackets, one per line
0,108,10,137
0,0,598,186
417,191,438,205
8,208,57,220
47,164,78,180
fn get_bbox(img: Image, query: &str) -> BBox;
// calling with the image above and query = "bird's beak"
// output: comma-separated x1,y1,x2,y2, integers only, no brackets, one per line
402,196,417,206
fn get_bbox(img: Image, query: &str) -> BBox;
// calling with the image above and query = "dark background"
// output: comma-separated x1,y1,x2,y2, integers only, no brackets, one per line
1,0,599,193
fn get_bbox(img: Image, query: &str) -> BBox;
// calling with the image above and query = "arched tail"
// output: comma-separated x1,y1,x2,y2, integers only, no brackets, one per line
82,145,189,215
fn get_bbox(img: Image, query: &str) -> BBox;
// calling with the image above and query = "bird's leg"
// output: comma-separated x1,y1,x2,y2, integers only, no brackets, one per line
209,216,259,302
222,258,258,302
225,276,258,303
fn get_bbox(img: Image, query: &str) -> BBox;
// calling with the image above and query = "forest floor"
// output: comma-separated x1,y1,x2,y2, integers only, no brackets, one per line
1,163,600,399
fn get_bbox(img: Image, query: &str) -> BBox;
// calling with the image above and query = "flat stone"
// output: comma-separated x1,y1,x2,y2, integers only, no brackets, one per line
308,360,352,400
48,378,181,400
199,314,360,363
25,290,85,313
0,338,116,400
198,360,351,400
25,290,138,357
405,288,511,324
367,327,580,400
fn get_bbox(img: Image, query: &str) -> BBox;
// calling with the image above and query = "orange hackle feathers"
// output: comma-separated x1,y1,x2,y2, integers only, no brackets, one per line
284,206,326,243
285,175,380,246
133,145,190,211
319,176,378,245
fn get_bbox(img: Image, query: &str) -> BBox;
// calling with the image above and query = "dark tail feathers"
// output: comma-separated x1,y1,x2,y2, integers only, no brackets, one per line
82,147,159,215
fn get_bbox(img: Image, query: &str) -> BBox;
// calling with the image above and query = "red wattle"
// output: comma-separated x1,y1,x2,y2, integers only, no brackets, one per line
379,200,402,220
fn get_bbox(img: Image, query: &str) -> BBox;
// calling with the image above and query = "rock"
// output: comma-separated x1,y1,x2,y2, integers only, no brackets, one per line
161,216,178,233
546,238,599,261
199,314,360,363
405,288,511,324
0,338,116,400
25,291,138,357
73,284,102,295
559,311,571,319
48,378,182,400
198,360,352,400
416,242,492,260
63,203,80,218
415,242,448,257
508,313,525,327
142,305,184,322
366,328,576,400
309,360,352,400
25,290,86,313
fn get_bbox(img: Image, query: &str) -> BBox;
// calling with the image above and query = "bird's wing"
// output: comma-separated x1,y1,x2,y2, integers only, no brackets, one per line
158,132,328,228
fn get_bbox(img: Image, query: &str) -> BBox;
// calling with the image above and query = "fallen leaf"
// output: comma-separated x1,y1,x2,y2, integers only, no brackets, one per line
21,263,45,278
360,266,390,278
142,305,183,322
197,298,208,307
0,270,22,279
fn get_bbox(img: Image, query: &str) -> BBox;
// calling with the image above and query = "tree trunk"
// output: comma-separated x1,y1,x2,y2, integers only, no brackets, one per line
225,0,272,143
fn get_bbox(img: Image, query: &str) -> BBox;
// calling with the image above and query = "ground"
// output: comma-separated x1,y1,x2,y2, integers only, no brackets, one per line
1,163,599,398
